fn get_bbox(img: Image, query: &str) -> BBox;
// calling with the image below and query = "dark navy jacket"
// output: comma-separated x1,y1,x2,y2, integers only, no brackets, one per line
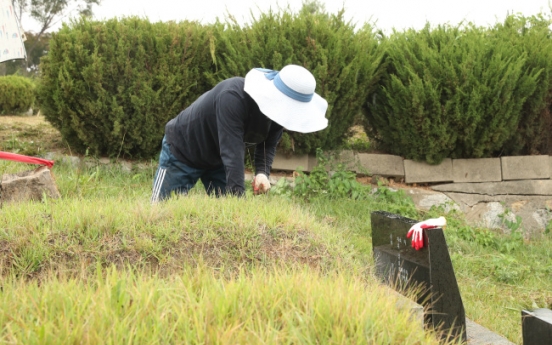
165,77,283,195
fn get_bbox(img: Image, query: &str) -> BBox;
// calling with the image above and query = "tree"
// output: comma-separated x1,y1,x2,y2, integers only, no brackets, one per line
11,0,101,69
4,31,51,76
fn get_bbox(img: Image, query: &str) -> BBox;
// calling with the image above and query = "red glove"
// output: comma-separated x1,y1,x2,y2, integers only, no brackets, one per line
406,216,446,250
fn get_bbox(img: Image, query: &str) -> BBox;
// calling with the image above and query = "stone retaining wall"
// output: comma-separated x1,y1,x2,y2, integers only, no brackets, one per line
273,152,552,236
273,152,552,184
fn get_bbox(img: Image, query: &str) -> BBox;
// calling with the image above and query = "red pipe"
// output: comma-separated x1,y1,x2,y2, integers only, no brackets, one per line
0,151,54,168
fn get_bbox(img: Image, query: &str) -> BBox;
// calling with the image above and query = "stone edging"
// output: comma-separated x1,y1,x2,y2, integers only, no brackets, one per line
272,152,552,184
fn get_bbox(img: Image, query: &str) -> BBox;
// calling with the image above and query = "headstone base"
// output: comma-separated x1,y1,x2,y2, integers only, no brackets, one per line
1,166,61,204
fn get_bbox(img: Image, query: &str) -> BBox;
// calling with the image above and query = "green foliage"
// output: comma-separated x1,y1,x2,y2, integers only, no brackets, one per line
494,14,552,155
498,208,523,232
371,184,419,218
210,7,384,154
363,20,542,164
272,148,418,217
36,17,214,158
491,254,529,283
272,148,371,200
0,75,35,115
453,219,524,253
342,135,371,152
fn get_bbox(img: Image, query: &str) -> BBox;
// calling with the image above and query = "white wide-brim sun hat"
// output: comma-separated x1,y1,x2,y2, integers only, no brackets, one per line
244,65,328,133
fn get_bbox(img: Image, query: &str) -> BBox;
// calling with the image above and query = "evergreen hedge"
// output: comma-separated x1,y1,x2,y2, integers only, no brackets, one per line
0,75,35,115
363,22,542,164
36,17,214,158
35,11,552,162
493,15,552,155
209,9,384,155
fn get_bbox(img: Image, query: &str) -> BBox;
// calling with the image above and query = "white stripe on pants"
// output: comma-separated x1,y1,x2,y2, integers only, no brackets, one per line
151,167,167,204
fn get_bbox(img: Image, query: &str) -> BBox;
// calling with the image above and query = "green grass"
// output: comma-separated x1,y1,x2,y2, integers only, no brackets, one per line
0,161,358,278
1,123,551,344
290,191,552,344
0,266,448,345
0,159,455,344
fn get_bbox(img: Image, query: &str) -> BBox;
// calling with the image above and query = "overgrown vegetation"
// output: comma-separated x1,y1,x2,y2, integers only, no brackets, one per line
0,132,551,343
35,9,552,163
363,21,545,164
0,75,35,115
209,8,384,155
0,265,449,344
36,7,384,158
3,4,552,344
36,17,214,158
0,156,451,344
495,14,552,155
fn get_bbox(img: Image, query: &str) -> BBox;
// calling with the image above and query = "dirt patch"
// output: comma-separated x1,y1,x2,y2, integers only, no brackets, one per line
0,115,48,126
0,115,67,156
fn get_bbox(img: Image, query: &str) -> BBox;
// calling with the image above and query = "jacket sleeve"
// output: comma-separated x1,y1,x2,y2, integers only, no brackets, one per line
216,91,247,196
254,123,283,177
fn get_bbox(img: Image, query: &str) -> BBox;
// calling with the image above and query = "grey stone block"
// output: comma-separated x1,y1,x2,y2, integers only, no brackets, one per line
453,158,502,183
432,180,552,196
329,150,359,172
303,151,357,172
404,159,453,184
62,156,81,167
1,166,61,203
120,161,132,173
466,318,515,345
501,155,550,180
308,154,318,171
272,152,310,172
357,153,404,177
549,156,552,179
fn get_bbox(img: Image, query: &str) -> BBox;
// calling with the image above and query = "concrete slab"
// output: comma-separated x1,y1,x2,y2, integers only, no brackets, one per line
466,318,515,345
313,150,361,172
383,286,513,344
501,155,550,180
550,156,552,180
357,153,404,177
453,158,502,183
432,180,552,196
548,156,552,178
331,150,359,172
404,159,453,184
272,152,311,172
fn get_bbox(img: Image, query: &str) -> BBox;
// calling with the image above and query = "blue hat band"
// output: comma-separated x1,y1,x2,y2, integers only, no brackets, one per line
256,68,314,103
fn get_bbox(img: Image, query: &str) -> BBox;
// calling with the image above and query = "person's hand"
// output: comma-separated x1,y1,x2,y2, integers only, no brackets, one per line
252,173,271,195
406,216,446,250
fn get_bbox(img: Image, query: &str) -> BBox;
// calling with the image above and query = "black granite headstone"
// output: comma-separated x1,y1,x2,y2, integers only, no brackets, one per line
522,308,552,345
371,211,467,342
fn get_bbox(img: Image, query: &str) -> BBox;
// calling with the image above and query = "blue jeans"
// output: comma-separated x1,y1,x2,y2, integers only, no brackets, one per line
151,136,227,202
